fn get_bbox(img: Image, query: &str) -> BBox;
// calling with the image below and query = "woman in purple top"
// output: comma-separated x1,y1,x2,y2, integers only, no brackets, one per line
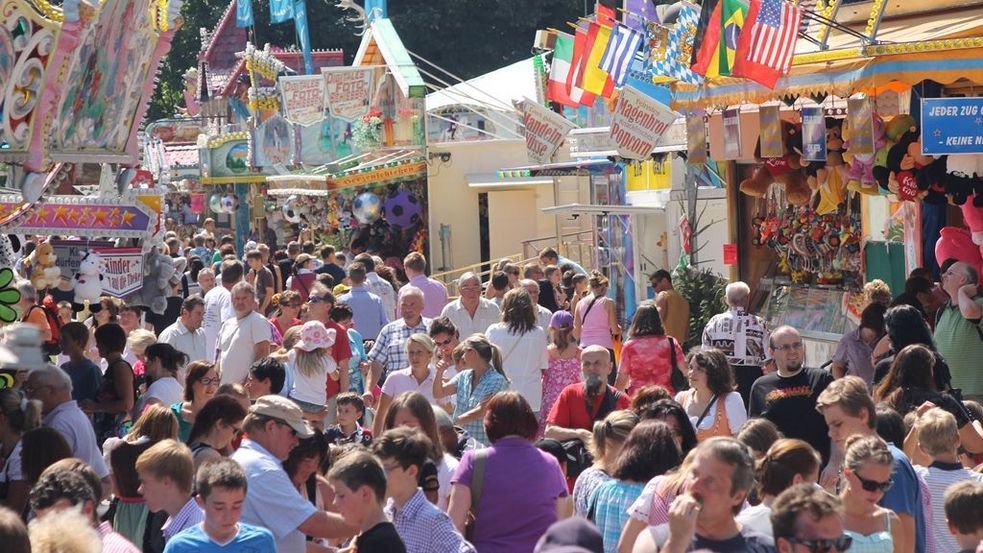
448,391,570,553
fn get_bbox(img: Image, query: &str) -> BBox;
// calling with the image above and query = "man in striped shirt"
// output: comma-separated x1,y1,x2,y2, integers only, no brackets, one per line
137,440,204,544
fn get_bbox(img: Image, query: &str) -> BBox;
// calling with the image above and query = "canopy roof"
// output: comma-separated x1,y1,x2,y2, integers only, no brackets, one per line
426,57,540,113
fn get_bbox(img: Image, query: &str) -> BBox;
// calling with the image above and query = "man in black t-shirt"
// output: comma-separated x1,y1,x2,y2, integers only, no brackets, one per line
748,326,834,463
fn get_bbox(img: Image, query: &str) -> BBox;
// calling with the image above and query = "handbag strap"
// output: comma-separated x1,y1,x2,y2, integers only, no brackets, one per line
470,448,490,519
581,296,600,324
694,393,719,430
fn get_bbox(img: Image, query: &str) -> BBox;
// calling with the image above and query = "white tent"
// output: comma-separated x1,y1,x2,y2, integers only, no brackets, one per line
425,57,540,114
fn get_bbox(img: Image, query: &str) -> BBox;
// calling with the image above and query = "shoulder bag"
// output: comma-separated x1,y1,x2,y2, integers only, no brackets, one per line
668,336,689,392
465,448,490,540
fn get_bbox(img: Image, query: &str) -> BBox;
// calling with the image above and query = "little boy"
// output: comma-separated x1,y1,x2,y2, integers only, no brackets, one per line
136,439,203,543
164,458,275,553
327,450,406,553
243,357,286,400
325,392,373,446
944,480,983,553
59,322,102,403
373,428,473,553
914,407,983,553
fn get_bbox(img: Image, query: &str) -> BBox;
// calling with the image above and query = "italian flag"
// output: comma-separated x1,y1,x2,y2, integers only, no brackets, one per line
548,31,596,108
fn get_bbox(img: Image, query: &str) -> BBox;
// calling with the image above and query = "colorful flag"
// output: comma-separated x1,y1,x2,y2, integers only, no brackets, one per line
597,0,619,27
236,0,253,27
718,0,748,76
600,24,644,88
270,0,294,23
569,26,598,107
732,0,802,88
624,0,656,32
580,22,616,97
649,2,703,85
690,0,722,77
293,0,313,75
548,33,579,107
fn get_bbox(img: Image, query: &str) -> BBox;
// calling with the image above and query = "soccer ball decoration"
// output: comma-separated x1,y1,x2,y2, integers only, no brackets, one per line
220,194,238,214
352,192,382,225
208,194,223,214
282,195,303,224
384,190,421,228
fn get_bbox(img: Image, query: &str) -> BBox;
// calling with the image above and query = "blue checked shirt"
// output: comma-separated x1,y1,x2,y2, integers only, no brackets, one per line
588,480,646,553
449,369,509,447
385,489,475,553
161,497,204,542
368,317,432,379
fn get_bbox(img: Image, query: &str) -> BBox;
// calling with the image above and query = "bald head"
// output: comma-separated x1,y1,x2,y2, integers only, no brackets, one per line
725,282,750,309
581,345,612,388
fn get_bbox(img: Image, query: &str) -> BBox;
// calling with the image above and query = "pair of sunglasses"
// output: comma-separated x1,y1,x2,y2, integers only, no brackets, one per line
786,535,853,553
855,473,893,493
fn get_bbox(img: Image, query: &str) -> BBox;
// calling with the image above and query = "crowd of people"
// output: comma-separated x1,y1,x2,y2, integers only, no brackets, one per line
1,229,983,553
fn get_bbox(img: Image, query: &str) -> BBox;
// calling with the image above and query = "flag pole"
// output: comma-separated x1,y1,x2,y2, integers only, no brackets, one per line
800,9,871,44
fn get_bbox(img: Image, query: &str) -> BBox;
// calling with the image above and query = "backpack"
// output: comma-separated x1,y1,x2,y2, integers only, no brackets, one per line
34,296,62,355
561,384,625,479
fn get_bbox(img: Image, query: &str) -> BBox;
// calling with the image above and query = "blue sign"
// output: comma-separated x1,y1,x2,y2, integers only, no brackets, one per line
801,105,827,162
921,98,983,155
236,0,253,28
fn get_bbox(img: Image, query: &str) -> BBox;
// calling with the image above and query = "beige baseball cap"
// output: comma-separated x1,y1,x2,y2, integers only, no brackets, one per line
249,395,314,438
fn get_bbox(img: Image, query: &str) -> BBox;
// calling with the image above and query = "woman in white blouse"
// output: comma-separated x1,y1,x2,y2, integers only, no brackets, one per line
674,347,747,441
486,288,549,416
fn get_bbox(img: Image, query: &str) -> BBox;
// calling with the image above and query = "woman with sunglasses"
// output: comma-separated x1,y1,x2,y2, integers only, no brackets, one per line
185,394,248,472
840,435,903,553
270,290,303,343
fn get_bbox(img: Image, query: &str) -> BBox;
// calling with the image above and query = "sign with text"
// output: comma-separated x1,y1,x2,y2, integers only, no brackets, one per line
515,98,577,164
723,108,742,159
280,75,325,126
801,105,827,162
758,105,783,158
92,247,144,297
686,110,707,164
609,86,678,160
723,243,737,265
322,67,374,122
847,96,875,156
920,98,983,155
50,240,115,279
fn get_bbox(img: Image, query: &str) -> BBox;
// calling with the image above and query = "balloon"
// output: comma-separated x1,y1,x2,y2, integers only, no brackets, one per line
282,195,302,224
208,194,223,214
352,192,382,225
220,194,237,214
384,190,422,228
936,226,983,276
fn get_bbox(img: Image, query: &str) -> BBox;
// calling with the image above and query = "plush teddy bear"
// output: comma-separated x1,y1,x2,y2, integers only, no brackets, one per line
740,121,811,205
883,131,928,202
73,251,104,304
945,155,983,207
843,114,886,194
139,248,178,315
28,241,60,290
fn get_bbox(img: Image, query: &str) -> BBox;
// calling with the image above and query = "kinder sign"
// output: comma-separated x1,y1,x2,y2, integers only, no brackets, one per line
610,86,677,160
92,247,144,297
515,98,576,164
50,240,115,279
322,67,374,122
280,75,325,126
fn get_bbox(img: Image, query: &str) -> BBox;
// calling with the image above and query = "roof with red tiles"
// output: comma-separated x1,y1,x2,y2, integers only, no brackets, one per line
201,1,247,70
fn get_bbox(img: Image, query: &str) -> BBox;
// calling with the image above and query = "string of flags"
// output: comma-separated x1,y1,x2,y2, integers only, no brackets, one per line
546,0,807,108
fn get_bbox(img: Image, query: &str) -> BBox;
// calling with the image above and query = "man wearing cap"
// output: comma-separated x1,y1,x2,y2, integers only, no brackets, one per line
232,395,354,553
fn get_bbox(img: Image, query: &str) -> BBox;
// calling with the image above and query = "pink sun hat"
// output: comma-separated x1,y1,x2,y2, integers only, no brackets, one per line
294,320,337,352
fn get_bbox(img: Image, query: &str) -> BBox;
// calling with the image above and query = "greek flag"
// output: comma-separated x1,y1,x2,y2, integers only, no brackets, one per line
599,23,644,88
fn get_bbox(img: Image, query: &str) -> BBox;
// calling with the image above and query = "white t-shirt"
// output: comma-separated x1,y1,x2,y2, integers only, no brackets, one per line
485,323,548,412
437,453,459,511
203,286,233,361
736,504,773,538
288,349,338,407
1,440,23,482
675,390,748,436
380,367,439,404
138,377,184,413
217,311,272,385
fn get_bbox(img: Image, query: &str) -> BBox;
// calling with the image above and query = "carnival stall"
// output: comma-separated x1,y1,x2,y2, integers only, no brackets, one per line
663,0,983,360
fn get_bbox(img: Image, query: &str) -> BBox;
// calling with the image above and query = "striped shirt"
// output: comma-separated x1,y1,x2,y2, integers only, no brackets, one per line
98,521,141,553
915,461,983,553
162,497,204,542
588,480,646,553
386,489,475,553
934,297,983,396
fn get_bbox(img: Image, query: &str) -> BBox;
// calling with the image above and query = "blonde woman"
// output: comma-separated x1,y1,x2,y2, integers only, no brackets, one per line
840,435,903,553
373,333,440,437
571,409,638,517
574,272,621,384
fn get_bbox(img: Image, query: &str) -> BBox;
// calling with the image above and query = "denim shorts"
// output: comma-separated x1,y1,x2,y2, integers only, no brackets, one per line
289,396,326,414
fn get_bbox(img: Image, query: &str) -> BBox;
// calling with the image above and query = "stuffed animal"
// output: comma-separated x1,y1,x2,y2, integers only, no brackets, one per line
884,131,927,202
843,114,886,194
809,118,849,215
935,226,983,276
0,234,23,269
28,241,60,290
73,251,104,304
140,248,178,314
962,197,983,246
740,121,812,205
945,155,983,207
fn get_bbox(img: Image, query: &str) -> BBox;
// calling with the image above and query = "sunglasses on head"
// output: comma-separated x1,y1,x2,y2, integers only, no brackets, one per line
786,535,853,553
854,473,893,493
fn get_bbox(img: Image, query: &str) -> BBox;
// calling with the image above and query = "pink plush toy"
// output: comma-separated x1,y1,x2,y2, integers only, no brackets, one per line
844,114,886,194
936,226,983,276
962,195,983,246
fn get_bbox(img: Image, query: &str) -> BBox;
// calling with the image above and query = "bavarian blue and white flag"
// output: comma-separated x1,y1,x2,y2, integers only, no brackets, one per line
599,23,645,88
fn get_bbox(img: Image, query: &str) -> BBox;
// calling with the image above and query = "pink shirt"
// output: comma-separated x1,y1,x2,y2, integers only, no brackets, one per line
398,275,449,319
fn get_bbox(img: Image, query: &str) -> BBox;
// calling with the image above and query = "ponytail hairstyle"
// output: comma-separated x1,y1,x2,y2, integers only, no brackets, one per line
756,439,821,498
590,409,639,469
145,343,188,377
844,434,893,474
0,388,41,434
588,270,609,291
458,333,509,381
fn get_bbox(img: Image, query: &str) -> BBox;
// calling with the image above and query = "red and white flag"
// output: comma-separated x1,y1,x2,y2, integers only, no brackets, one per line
732,0,802,89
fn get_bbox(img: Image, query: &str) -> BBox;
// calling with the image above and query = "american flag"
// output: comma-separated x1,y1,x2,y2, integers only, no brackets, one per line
732,0,802,88
599,23,644,88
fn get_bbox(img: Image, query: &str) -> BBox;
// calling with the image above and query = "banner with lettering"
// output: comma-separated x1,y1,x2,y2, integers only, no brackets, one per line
322,67,375,122
280,75,324,126
846,96,874,156
92,247,144,297
609,86,678,161
515,98,577,164
723,108,742,160
50,240,115,279
801,105,827,162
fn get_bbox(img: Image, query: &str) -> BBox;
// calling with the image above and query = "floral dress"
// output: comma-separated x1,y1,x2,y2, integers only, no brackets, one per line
540,355,582,432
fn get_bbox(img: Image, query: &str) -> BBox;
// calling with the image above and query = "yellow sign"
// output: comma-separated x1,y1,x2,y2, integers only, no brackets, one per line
625,159,671,192
328,161,427,190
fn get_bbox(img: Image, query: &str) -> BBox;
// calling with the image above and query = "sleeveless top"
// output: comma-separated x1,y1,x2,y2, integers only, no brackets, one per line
580,295,614,349
844,513,893,553
679,390,732,442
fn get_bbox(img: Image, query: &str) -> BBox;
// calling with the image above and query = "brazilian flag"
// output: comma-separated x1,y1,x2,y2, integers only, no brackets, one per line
719,0,748,76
